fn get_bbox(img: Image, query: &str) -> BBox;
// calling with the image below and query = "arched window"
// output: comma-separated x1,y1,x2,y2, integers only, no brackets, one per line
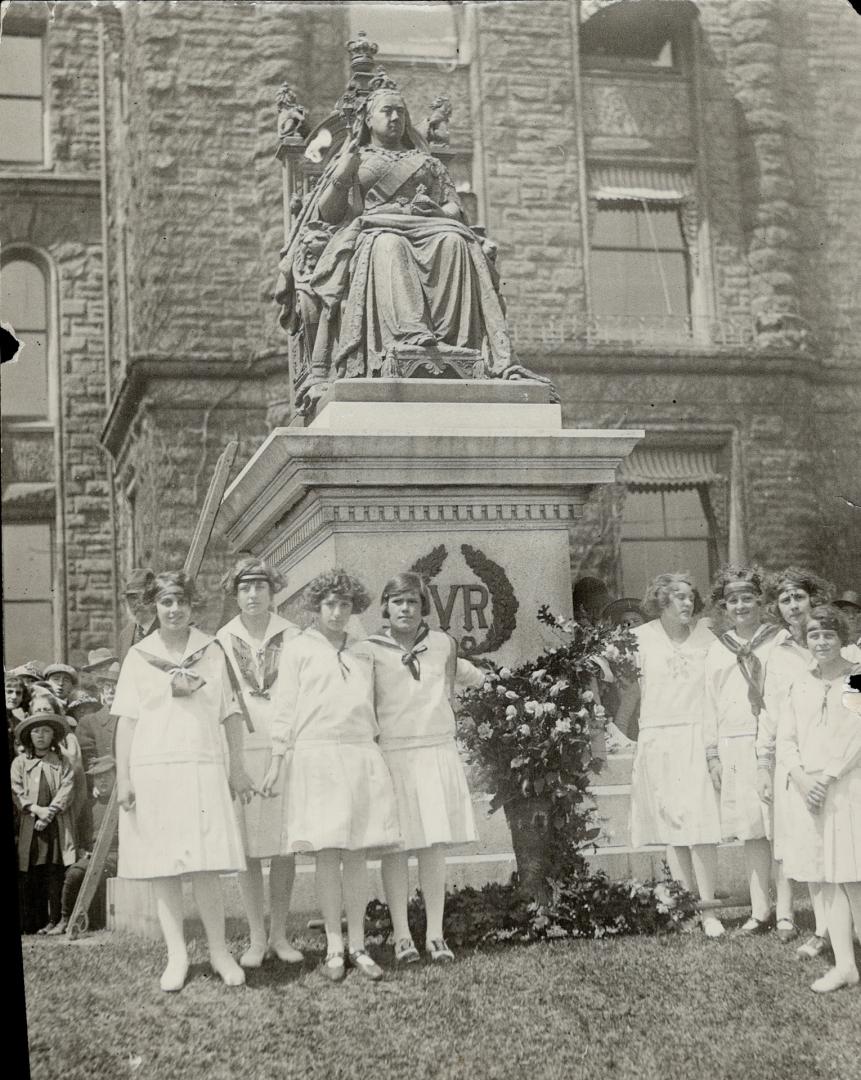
1,257,50,420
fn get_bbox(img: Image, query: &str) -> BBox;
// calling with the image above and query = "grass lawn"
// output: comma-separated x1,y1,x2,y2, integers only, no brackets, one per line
21,911,861,1080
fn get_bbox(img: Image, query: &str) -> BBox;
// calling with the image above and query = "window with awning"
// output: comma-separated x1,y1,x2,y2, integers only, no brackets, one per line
619,447,726,600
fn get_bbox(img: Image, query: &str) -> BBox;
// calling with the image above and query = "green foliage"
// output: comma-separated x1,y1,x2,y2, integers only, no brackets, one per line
365,864,699,948
456,607,639,874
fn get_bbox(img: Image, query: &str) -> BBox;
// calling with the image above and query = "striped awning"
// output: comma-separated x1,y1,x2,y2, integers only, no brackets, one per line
619,448,722,490
590,164,694,204
581,1,700,24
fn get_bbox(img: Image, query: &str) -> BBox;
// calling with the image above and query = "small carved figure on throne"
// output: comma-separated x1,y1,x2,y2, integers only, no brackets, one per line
422,95,452,148
276,83,309,143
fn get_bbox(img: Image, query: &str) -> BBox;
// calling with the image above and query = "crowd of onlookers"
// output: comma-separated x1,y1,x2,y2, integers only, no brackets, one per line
5,569,157,935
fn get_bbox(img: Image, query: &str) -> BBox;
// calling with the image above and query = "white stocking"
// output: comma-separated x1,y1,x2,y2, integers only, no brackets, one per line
381,851,411,942
268,855,296,948
341,850,369,952
315,849,345,954
152,876,188,991
690,844,718,904
191,873,244,985
418,847,447,943
237,858,266,960
774,860,794,924
808,881,829,938
744,838,772,921
824,883,860,977
666,845,695,893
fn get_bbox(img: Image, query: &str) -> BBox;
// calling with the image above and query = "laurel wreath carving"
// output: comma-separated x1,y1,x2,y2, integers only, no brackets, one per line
408,543,517,656
459,544,519,657
410,544,448,583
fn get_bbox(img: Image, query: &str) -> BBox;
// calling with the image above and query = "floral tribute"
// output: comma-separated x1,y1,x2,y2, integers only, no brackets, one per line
367,607,699,945
456,606,640,892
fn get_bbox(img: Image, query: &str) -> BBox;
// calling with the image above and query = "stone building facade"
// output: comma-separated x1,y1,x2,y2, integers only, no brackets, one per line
1,0,859,664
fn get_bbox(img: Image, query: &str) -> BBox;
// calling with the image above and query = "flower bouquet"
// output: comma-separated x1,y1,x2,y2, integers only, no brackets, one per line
456,607,639,901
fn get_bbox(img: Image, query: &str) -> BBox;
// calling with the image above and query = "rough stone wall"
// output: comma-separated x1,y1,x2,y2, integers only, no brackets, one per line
1,5,117,664
473,0,585,344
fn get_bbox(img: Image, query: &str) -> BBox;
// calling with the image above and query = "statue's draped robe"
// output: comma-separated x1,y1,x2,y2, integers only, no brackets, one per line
284,147,512,382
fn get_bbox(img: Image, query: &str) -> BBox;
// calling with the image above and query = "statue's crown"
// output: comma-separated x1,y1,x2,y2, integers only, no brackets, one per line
347,31,379,71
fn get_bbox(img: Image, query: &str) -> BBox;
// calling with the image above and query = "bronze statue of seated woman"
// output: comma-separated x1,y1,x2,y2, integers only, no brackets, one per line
276,76,552,412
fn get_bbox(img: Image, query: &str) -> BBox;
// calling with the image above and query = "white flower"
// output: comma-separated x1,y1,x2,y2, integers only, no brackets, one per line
524,700,539,715
581,690,594,704
478,722,493,740
542,702,557,716
529,669,547,683
603,644,620,661
554,718,572,735
499,667,512,679
593,704,606,720
505,690,519,701
510,756,528,769
519,724,532,736
549,680,568,698
505,705,519,719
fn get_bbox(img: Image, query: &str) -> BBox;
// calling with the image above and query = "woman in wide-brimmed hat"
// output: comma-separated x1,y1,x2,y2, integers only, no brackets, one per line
10,705,78,934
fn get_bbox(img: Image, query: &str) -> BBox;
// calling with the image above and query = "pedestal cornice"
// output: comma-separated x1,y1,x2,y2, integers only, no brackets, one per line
220,427,644,552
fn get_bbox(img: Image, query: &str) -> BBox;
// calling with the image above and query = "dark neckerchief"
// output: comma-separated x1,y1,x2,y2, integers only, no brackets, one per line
714,623,779,718
366,622,431,681
136,640,211,697
229,630,285,699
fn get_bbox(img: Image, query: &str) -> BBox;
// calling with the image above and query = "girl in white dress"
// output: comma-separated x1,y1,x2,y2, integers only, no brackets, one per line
780,605,861,993
113,571,253,992
261,571,400,983
704,566,787,936
354,572,485,964
216,556,302,969
760,567,834,956
628,572,724,937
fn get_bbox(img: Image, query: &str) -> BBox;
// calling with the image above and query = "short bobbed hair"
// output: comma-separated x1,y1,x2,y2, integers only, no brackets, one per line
642,572,695,620
381,571,431,619
709,564,765,608
220,555,285,597
764,565,833,624
302,570,371,614
142,570,197,607
805,604,852,646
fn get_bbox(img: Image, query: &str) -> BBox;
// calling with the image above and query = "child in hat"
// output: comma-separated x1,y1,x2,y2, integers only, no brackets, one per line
10,706,78,934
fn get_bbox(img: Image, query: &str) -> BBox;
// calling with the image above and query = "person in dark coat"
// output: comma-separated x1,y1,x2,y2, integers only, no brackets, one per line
117,568,158,662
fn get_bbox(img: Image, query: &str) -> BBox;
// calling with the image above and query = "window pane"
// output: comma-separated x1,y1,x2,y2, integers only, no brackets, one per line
2,523,54,601
3,259,47,325
621,491,665,539
621,539,710,604
349,3,459,58
639,208,685,249
593,209,639,248
1,601,54,668
0,98,44,162
663,488,710,539
592,250,689,318
1,333,49,417
0,36,43,97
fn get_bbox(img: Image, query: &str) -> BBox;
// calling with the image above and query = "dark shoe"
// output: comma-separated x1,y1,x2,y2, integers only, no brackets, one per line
348,948,383,981
394,937,421,964
775,919,799,943
320,952,346,983
426,938,455,962
734,915,772,937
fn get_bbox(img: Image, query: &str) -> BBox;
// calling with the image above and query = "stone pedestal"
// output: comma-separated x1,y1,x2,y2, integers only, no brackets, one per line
220,380,643,668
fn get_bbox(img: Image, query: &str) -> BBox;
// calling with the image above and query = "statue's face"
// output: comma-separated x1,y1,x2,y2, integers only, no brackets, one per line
367,94,406,146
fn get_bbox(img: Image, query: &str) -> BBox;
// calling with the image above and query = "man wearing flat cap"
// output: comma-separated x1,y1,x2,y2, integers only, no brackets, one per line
117,568,158,662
